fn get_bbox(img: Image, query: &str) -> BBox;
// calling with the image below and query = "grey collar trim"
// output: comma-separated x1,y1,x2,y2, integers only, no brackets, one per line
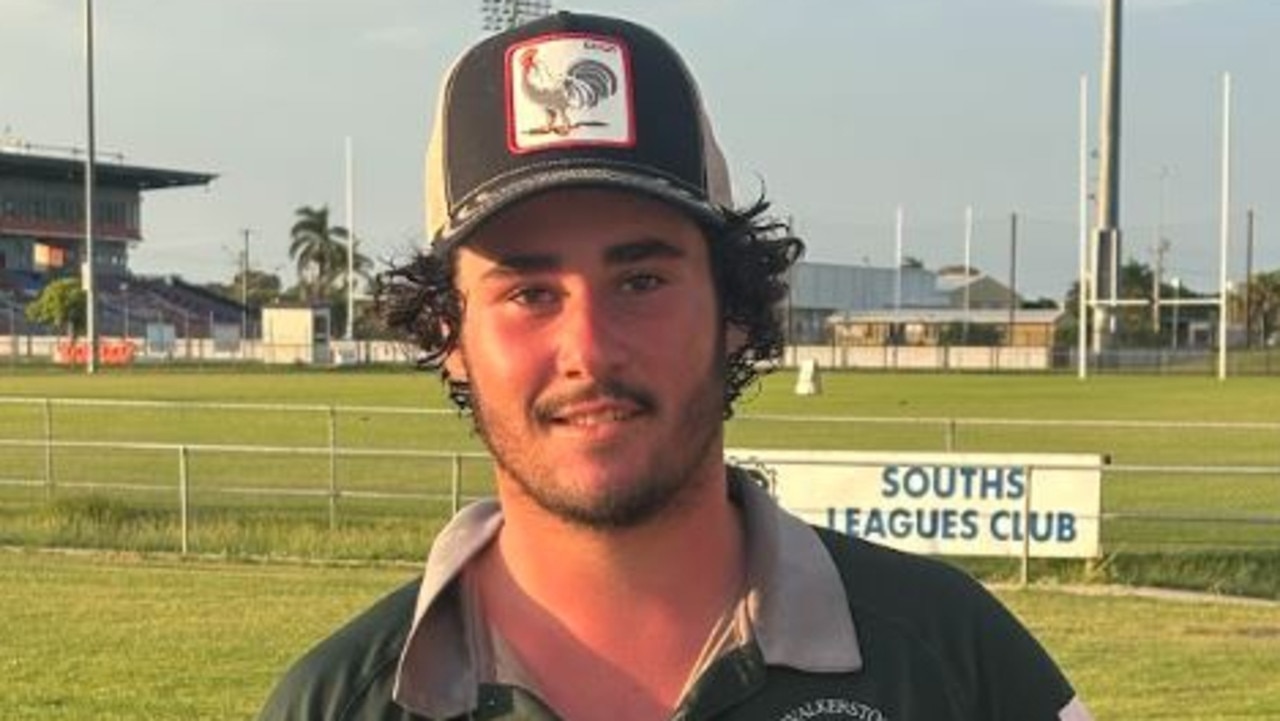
392,475,861,719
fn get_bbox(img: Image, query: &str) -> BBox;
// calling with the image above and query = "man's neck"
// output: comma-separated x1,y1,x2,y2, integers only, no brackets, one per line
474,463,745,720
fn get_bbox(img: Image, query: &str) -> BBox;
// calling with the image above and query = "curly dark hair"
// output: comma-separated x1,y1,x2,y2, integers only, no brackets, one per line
374,197,804,418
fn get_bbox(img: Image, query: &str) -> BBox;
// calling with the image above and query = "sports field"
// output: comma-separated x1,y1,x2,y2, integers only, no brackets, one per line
2,549,1277,720
1,368,1276,578
1,368,1278,719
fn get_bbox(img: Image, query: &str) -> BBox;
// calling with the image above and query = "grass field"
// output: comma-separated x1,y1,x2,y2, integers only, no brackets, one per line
2,549,1277,721
1,368,1277,583
1,367,1279,718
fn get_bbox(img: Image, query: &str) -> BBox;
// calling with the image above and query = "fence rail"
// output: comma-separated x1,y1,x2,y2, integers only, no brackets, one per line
1,396,1277,563
4,334,1280,375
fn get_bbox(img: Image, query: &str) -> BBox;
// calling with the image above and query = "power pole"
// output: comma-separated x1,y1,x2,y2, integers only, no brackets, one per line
240,228,252,340
1216,73,1232,381
1152,166,1170,334
1152,239,1169,335
345,136,356,341
963,205,974,344
1008,212,1019,347
1245,208,1255,348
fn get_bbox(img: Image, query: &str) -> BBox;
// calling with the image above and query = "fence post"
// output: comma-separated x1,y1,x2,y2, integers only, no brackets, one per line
327,406,338,531
450,453,462,516
43,398,54,499
944,418,957,452
178,445,190,555
1020,465,1033,588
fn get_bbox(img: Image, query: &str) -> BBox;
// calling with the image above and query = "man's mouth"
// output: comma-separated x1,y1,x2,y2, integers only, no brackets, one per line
536,381,656,429
551,403,642,427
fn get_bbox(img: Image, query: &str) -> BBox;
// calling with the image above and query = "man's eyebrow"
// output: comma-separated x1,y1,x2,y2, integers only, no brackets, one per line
480,238,687,279
480,252,561,279
604,238,687,265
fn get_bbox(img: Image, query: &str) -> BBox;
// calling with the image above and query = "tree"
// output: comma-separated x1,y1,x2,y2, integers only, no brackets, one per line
288,205,373,302
203,269,284,307
1060,262,1218,348
1238,269,1280,346
1022,297,1059,310
25,278,87,338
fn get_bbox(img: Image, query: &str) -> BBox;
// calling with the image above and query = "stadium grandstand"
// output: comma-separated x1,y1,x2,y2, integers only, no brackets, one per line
0,137,234,338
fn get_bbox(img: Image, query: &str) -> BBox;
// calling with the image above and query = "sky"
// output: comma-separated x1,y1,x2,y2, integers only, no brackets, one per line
3,0,1277,300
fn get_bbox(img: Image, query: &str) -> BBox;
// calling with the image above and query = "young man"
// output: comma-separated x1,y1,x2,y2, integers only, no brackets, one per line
258,12,1093,721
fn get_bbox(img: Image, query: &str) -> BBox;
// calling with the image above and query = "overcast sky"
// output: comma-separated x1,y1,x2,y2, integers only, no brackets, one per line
3,0,1277,298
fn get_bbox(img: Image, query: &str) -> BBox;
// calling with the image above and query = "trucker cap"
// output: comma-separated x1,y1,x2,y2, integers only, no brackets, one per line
425,11,733,247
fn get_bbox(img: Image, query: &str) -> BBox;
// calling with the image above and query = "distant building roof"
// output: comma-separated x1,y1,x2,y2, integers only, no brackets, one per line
936,274,982,293
829,308,1064,325
789,261,947,310
0,149,216,190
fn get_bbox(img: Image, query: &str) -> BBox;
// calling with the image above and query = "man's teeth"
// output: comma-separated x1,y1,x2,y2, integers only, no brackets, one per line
562,410,633,426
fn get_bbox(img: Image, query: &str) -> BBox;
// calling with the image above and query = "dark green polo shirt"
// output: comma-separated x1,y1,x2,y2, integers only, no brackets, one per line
257,473,1091,720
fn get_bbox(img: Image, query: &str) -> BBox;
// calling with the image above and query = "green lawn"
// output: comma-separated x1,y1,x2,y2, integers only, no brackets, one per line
0,368,1276,590
1,550,1276,721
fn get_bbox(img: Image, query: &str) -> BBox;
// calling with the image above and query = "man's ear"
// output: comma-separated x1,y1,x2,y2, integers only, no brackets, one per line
724,324,748,356
443,347,467,382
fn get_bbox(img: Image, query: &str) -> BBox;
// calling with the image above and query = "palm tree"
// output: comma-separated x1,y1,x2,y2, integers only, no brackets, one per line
288,204,376,309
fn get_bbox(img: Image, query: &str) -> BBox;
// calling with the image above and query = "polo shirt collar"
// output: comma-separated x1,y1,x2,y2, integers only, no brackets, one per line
392,472,862,719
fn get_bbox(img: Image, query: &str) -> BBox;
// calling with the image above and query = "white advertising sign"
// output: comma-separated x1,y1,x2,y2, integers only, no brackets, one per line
727,449,1103,558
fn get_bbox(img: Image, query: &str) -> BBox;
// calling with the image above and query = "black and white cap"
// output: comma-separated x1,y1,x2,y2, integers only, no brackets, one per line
425,12,733,247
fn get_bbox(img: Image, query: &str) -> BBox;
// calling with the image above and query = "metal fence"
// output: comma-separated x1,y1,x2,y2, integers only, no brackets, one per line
5,333,1280,375
784,344,1280,375
0,397,1277,560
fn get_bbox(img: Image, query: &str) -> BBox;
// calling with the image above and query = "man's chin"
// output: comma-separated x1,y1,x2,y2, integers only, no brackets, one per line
519,472,687,531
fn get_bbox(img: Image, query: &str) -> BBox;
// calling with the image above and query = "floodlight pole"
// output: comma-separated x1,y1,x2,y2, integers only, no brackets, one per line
481,0,552,32
1093,0,1123,355
82,0,99,374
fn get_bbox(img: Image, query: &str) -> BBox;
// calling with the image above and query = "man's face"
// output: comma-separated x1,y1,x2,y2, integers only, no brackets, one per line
446,188,725,529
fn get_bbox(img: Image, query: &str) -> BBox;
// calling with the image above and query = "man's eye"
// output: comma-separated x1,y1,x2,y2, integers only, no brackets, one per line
509,286,558,306
622,273,666,293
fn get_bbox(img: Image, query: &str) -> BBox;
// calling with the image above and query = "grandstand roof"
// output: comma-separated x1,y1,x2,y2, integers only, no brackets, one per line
0,149,215,190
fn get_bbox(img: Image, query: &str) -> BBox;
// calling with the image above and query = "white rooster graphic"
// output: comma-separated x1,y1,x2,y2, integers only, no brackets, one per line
517,47,619,137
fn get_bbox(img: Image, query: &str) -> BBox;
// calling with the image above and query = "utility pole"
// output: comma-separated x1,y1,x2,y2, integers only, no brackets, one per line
1093,0,1124,354
1077,73,1090,379
1152,166,1170,334
345,136,356,341
1216,72,1232,381
1008,212,1019,347
894,206,904,313
1245,208,1255,348
963,205,974,345
240,228,252,340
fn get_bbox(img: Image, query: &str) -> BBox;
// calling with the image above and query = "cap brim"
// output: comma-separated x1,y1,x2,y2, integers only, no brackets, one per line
434,165,727,249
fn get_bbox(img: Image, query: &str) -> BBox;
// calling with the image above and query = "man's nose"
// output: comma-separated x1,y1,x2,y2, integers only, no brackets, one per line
555,291,627,380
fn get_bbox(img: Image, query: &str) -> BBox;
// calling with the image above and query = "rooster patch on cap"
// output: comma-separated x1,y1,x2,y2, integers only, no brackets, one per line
507,35,635,152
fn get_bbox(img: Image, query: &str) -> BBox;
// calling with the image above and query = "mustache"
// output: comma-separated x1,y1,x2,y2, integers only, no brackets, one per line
533,379,657,422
